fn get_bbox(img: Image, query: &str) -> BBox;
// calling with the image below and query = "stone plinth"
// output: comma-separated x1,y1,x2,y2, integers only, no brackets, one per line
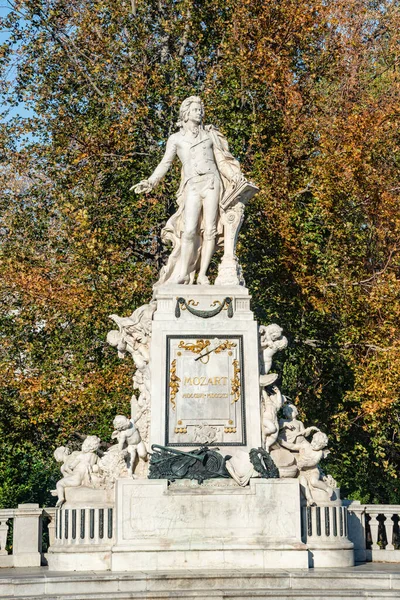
63,486,114,508
111,478,308,571
46,488,116,572
13,504,42,568
150,284,262,453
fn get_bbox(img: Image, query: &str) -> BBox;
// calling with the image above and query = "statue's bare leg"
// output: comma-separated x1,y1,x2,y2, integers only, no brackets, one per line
128,448,137,477
309,473,333,499
55,475,80,508
55,482,66,508
298,474,315,505
198,179,220,284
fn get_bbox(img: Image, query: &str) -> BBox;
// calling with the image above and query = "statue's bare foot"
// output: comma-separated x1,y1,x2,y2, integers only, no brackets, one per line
55,499,65,508
197,275,210,285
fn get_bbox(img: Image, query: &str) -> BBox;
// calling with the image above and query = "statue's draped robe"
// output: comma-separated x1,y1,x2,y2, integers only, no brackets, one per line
151,125,241,287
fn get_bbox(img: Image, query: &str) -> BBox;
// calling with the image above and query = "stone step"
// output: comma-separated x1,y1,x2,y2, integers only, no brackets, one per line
2,592,400,600
1,591,399,599
2,590,399,600
0,567,399,599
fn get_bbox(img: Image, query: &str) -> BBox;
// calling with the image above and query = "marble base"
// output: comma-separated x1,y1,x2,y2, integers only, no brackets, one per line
63,486,114,508
112,478,309,571
309,544,355,568
150,284,262,453
45,548,111,571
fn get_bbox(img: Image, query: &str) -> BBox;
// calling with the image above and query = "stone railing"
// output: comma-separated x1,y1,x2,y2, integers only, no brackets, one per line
302,503,349,540
301,502,354,567
2,500,400,568
53,506,114,546
0,504,113,567
346,502,400,563
0,504,49,567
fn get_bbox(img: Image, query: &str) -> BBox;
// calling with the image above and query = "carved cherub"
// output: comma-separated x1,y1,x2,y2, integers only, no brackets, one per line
51,436,101,508
53,446,79,476
260,374,287,453
280,430,333,505
279,403,319,445
112,414,147,476
107,301,156,362
259,324,288,375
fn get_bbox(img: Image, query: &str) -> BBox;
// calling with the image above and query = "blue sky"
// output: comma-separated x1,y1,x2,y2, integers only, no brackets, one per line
1,3,35,120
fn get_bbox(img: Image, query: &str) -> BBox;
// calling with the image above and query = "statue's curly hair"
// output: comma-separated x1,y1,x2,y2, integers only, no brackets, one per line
177,96,204,128
113,415,130,430
82,435,101,453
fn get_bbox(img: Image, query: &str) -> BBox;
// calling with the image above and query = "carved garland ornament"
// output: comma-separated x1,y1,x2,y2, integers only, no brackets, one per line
231,359,241,404
178,339,210,354
169,359,180,411
178,339,236,355
175,297,233,319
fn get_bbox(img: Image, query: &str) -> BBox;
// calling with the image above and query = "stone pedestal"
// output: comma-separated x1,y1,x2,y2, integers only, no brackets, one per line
111,478,308,571
303,500,354,568
13,504,42,567
150,284,261,453
46,489,115,572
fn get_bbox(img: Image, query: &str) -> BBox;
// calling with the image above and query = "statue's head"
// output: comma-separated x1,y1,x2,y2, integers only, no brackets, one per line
82,435,101,453
177,96,204,128
265,323,284,341
282,403,298,419
106,329,121,348
113,415,131,431
311,431,328,451
54,446,70,462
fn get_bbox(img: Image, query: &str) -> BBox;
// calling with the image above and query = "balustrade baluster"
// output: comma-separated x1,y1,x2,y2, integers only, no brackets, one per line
311,506,318,539
384,513,395,550
64,509,69,541
58,510,63,544
324,507,330,537
47,516,56,547
369,513,381,550
0,520,9,555
333,507,338,537
80,509,86,542
93,509,100,544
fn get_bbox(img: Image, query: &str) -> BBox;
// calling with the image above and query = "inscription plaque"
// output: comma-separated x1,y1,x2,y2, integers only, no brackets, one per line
166,335,245,446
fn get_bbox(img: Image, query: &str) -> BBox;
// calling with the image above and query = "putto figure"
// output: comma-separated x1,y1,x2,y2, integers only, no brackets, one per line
51,436,101,508
259,324,288,375
132,96,257,286
112,415,148,477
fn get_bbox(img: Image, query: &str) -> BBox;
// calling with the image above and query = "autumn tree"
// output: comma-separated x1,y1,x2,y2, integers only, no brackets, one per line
0,0,399,505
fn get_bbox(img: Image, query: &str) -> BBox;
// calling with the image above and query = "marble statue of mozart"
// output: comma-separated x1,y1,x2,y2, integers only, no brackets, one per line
132,96,250,286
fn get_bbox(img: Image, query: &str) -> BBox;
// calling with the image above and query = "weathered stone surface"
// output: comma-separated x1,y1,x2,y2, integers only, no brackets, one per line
112,478,308,571
2,565,400,599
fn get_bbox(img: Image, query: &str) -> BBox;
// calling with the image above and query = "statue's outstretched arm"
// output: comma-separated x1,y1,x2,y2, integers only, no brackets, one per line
280,439,300,451
131,135,177,193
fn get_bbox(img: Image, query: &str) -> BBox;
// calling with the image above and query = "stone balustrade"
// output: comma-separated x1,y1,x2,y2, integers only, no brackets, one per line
53,506,114,546
0,504,46,567
300,502,354,567
302,504,349,541
346,502,400,563
2,500,400,569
